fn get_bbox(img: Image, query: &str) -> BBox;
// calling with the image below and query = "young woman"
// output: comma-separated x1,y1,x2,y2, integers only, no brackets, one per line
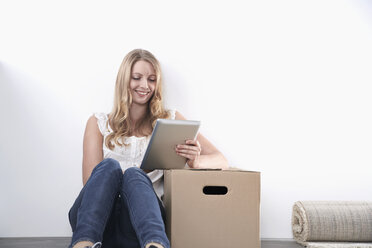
68,49,229,248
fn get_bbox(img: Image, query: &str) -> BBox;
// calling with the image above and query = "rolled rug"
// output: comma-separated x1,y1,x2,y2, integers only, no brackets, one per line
292,201,372,248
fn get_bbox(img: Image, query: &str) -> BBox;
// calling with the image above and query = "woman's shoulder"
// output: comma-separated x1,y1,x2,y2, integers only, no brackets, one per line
166,109,176,120
170,110,187,121
92,112,110,135
93,112,108,121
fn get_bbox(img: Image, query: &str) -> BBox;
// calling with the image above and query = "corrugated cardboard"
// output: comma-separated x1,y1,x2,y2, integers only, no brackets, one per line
163,169,261,248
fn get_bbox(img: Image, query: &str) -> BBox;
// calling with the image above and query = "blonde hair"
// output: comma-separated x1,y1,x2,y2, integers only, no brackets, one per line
105,49,170,150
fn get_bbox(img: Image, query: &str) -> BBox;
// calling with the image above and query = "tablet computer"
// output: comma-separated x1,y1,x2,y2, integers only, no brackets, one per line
140,119,201,170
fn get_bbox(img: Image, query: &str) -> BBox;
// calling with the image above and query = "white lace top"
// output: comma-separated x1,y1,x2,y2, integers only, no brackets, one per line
94,109,176,202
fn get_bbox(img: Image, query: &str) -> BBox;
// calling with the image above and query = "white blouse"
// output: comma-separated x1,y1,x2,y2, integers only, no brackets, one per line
94,109,176,202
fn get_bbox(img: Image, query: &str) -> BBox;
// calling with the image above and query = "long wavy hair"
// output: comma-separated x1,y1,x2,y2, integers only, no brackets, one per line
105,49,170,150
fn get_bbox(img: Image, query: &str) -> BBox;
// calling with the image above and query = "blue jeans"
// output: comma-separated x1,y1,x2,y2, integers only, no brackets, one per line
68,158,170,248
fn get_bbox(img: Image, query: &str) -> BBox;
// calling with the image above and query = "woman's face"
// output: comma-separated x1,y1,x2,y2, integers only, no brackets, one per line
129,60,156,106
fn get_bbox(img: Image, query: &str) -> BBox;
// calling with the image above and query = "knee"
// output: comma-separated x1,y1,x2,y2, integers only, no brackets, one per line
123,167,150,184
95,158,122,178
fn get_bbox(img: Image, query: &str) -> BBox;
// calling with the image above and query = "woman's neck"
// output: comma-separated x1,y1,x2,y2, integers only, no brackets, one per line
129,103,148,126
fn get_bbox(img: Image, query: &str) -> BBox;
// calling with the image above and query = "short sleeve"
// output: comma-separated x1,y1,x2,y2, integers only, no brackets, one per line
168,109,176,120
94,112,109,135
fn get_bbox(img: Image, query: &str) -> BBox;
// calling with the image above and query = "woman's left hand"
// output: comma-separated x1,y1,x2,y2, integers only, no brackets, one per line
175,139,202,168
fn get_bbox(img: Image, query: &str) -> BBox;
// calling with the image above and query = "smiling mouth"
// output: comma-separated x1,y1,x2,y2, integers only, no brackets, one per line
135,90,150,96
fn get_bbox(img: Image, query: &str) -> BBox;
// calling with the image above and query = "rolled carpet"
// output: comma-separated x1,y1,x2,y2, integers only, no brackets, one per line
292,201,372,248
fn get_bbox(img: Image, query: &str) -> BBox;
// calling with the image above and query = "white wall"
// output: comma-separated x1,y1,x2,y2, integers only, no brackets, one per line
1,0,372,238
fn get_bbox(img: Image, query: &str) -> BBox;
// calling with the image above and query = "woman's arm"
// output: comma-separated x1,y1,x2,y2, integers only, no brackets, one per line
82,115,104,185
175,111,229,169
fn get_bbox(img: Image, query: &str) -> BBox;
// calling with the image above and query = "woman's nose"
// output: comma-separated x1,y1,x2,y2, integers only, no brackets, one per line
139,78,149,88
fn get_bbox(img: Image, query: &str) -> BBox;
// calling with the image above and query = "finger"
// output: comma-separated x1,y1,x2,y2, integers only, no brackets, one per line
176,149,200,157
176,150,199,157
185,139,196,144
176,147,199,155
185,140,200,147
186,140,202,152
176,151,195,160
176,145,200,152
178,142,201,150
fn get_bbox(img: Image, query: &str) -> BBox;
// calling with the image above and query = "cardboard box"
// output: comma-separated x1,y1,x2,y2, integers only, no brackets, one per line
163,169,260,248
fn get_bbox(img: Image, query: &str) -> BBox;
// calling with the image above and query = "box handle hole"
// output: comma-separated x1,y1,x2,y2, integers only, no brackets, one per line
203,186,228,195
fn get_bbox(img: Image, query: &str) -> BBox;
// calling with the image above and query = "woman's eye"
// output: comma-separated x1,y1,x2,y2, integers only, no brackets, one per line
132,77,140,80
149,78,156,82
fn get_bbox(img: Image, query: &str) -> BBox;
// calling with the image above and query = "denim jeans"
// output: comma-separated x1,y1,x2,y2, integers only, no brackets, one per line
68,158,170,248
